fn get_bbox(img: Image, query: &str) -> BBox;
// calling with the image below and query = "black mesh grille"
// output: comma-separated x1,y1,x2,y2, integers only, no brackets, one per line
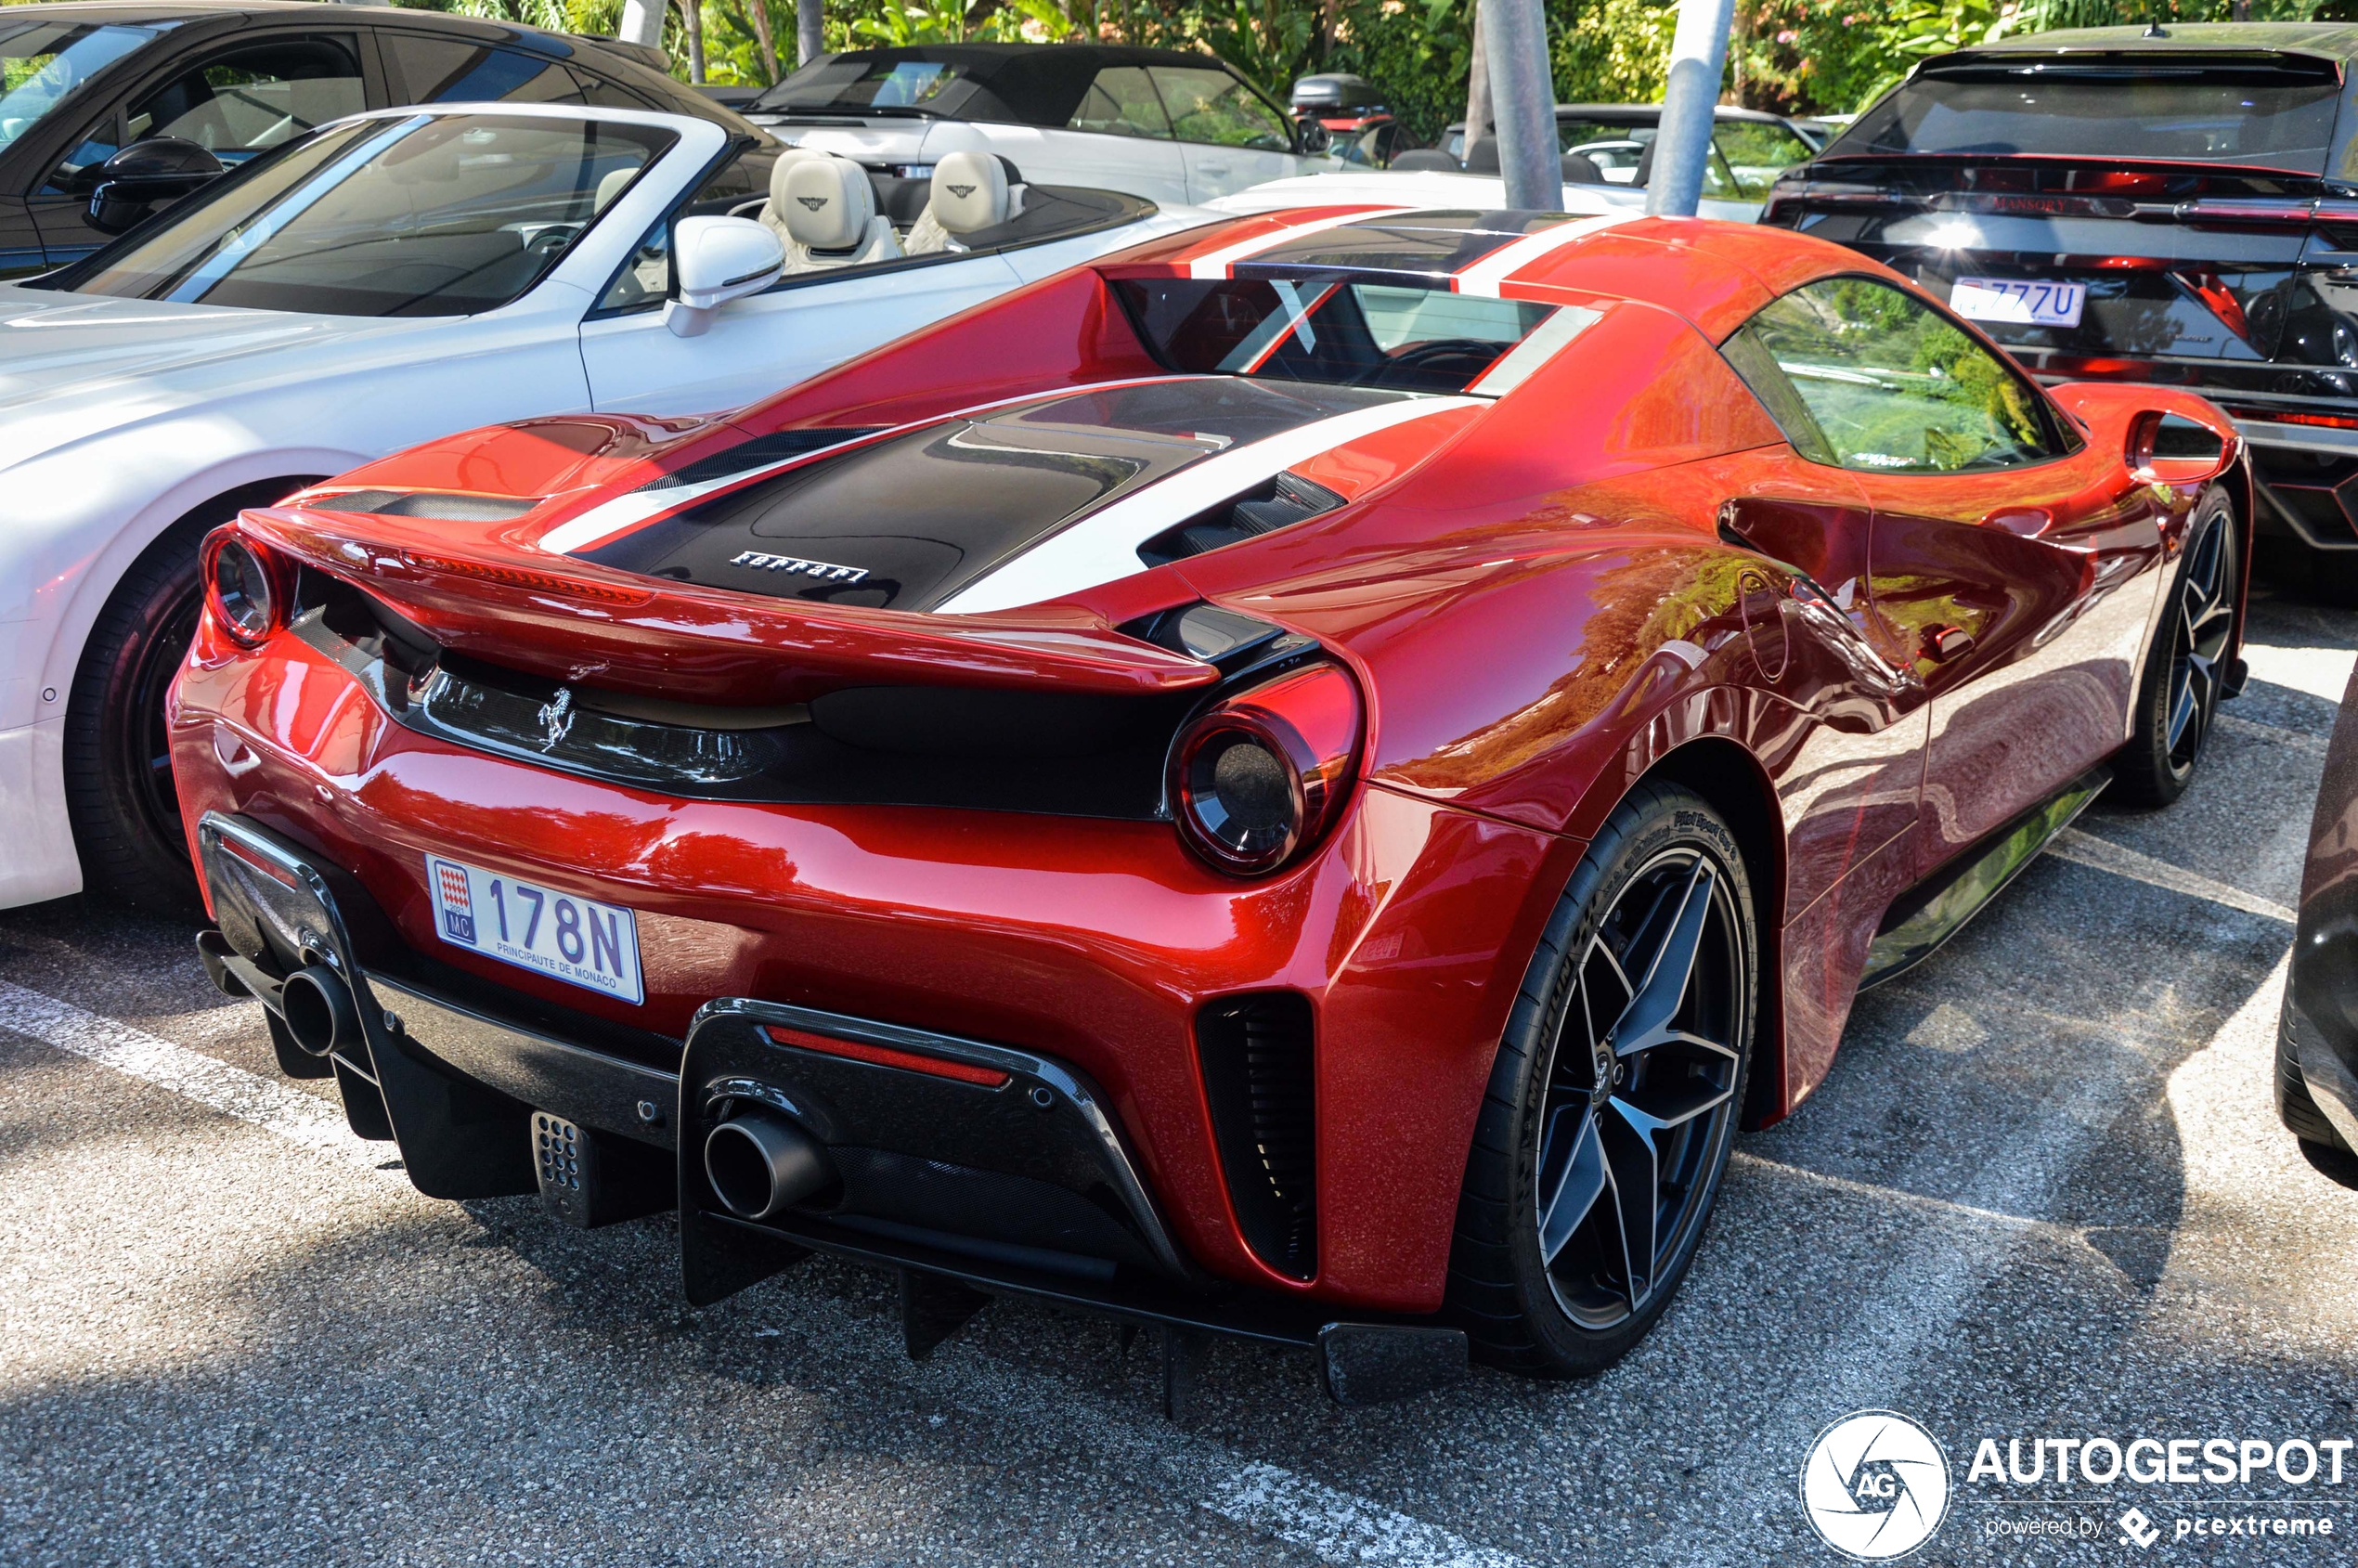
1197,993,1317,1279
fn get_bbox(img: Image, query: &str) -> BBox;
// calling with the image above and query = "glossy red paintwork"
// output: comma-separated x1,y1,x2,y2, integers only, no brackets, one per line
167,211,2250,1310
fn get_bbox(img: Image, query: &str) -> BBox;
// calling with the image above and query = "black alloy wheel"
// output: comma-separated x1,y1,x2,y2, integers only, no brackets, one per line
1447,781,1757,1375
64,481,313,913
2116,487,2238,808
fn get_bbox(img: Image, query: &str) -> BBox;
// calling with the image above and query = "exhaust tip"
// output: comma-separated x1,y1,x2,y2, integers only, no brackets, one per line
280,964,356,1058
705,1110,833,1221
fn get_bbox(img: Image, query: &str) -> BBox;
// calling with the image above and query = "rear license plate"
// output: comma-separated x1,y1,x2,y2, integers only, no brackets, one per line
427,856,643,1004
1949,276,2086,328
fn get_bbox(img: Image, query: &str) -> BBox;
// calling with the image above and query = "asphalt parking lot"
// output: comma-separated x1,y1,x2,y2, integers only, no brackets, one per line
3,587,2355,1568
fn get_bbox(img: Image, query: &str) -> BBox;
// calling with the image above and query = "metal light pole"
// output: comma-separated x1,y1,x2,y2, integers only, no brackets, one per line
1647,0,1734,217
797,0,823,66
1462,0,1493,161
1480,0,1560,212
617,0,665,47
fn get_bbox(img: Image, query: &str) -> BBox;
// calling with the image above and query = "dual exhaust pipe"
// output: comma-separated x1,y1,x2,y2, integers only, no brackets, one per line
704,1109,834,1220
279,964,360,1058
221,949,832,1221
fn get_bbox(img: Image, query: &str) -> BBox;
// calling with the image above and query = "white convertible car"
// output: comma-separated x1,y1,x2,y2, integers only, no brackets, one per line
0,99,1211,912
745,44,1340,209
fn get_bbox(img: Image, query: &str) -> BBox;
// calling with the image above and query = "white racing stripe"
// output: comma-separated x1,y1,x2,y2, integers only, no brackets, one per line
936,395,1481,615
537,376,1192,557
0,973,1534,1568
0,980,388,1173
1453,210,1637,300
1186,207,1410,279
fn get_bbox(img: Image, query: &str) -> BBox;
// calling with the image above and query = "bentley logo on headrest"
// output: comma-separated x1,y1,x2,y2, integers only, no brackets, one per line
796,196,828,210
946,183,976,198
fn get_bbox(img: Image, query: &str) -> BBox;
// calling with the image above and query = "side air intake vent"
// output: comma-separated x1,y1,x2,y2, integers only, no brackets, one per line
1139,472,1344,566
1197,992,1316,1279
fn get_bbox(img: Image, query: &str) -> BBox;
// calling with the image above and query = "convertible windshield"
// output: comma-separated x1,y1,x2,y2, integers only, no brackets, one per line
758,57,966,114
60,113,674,316
1113,277,1595,395
0,19,164,153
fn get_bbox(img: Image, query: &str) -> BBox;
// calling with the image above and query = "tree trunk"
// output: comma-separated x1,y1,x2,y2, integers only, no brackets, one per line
1463,0,1492,157
745,0,778,84
678,0,706,83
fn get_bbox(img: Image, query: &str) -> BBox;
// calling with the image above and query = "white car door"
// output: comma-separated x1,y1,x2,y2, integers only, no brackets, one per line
576,246,1023,417
1149,66,1302,201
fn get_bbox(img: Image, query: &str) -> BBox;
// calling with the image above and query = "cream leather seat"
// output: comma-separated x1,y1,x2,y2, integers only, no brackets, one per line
753,147,828,241
776,155,901,273
903,151,1025,255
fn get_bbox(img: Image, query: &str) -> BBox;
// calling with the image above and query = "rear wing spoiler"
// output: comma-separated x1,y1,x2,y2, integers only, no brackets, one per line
236,505,1218,707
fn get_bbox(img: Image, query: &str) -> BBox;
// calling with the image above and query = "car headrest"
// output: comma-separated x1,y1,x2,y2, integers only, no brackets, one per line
1389,148,1459,173
782,155,875,252
1561,150,1603,184
930,150,1013,236
593,166,635,212
767,146,829,207
1464,136,1499,175
1634,138,1656,188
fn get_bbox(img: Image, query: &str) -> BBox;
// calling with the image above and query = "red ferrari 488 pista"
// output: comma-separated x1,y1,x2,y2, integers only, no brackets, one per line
171,205,2248,1405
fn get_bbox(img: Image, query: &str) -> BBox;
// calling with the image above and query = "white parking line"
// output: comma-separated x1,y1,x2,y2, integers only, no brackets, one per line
0,976,1534,1568
1729,1151,2069,1238
0,981,389,1173
1683,923,2292,1566
2047,828,2297,924
1207,1463,1529,1568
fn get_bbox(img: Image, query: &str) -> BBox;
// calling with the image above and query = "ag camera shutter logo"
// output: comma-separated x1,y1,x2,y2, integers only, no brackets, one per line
1801,1410,1952,1560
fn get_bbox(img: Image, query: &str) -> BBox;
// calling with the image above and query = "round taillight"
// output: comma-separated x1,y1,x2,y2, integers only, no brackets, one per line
203,530,281,647
1171,663,1362,876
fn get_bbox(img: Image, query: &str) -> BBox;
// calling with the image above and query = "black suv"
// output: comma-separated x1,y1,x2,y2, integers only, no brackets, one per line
0,1,748,279
1762,24,2358,583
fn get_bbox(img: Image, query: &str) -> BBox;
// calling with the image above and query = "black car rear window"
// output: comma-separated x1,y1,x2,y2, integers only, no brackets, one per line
1839,53,2343,173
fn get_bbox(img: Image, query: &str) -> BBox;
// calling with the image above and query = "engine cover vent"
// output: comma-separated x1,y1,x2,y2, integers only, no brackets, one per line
1140,472,1345,566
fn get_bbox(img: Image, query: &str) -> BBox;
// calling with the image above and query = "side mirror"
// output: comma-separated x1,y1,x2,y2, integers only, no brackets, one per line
2130,409,2235,487
665,215,785,339
1293,116,1332,157
88,136,225,235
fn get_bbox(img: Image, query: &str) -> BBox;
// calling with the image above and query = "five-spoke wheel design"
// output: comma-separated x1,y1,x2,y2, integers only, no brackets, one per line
2165,507,2235,776
1446,781,1756,1376
2117,487,2239,809
1534,846,1744,1329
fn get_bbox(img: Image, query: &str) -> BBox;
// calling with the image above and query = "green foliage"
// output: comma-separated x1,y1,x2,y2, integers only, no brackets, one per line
373,0,2358,136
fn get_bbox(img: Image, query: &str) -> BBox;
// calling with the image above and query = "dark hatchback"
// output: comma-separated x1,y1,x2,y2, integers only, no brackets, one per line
1762,24,2358,583
0,1,748,279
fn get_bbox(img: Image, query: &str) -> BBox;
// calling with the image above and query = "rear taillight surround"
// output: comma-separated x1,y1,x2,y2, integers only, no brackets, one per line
201,526,287,648
1170,663,1362,877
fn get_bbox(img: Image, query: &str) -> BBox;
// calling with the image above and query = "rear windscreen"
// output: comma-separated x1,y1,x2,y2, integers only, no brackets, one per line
1113,277,1583,395
1837,55,2344,172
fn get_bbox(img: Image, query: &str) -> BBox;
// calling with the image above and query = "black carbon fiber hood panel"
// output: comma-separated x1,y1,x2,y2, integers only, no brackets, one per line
572,377,1402,613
